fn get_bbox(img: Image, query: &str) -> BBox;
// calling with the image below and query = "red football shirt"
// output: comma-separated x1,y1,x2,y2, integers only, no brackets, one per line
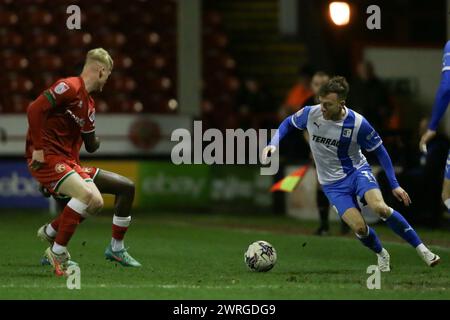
25,77,96,161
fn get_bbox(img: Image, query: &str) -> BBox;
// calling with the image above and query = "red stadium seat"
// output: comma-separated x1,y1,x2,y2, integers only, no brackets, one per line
94,98,110,113
61,49,85,66
64,32,93,48
84,5,119,28
107,74,137,93
112,54,133,70
98,31,127,49
30,52,63,72
144,94,178,114
0,30,22,47
204,10,223,28
142,76,174,95
0,11,18,26
104,94,144,113
0,0,238,115
5,95,32,113
204,32,229,49
1,52,29,71
205,52,236,70
5,74,34,94
30,30,59,48
22,7,53,26
139,54,168,71
32,72,58,92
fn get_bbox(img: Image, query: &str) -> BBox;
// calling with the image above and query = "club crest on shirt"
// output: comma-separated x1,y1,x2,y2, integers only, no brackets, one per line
55,163,66,173
342,128,353,138
54,82,69,95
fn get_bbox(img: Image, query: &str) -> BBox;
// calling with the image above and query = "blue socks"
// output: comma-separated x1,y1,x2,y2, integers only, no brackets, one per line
385,210,422,248
357,227,382,254
355,210,421,254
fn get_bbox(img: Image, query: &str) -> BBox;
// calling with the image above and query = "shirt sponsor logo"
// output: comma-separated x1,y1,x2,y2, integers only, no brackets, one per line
54,82,70,95
312,134,340,147
65,109,85,128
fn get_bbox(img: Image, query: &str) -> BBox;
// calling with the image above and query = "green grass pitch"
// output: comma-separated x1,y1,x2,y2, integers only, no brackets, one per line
0,211,449,299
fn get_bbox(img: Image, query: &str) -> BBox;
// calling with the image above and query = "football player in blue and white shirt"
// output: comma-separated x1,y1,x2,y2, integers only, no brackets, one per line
420,40,450,214
263,76,440,271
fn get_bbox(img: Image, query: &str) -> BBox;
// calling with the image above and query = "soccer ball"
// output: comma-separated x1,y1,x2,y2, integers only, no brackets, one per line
244,240,277,272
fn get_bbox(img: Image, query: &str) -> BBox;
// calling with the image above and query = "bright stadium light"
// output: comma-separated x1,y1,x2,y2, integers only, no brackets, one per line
329,2,350,26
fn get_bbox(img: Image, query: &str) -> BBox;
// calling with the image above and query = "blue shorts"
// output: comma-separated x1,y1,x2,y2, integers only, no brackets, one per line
445,150,450,180
322,166,380,217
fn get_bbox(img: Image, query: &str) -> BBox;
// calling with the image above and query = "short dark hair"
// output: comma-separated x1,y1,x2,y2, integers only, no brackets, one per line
318,76,349,100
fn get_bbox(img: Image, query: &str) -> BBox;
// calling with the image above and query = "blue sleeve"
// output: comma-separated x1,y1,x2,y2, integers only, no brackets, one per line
268,106,310,146
373,145,400,189
428,71,450,131
291,106,311,129
268,116,296,147
357,118,383,152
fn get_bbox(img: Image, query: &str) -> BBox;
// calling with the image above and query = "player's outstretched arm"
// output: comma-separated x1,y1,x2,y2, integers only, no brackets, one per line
262,106,311,162
420,71,450,152
357,117,411,205
262,116,295,162
82,132,100,153
373,145,411,206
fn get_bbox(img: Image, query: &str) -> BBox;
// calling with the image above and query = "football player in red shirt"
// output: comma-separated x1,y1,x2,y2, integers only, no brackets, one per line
27,48,141,276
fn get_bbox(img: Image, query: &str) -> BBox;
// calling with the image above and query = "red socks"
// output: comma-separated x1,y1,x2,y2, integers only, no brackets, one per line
51,214,85,231
54,205,83,246
111,216,131,251
52,199,88,249
112,224,128,240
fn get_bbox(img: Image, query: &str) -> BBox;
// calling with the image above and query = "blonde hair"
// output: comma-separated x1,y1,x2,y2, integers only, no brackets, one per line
85,48,113,71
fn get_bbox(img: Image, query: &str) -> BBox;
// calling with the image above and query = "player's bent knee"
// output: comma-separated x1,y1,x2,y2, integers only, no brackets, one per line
78,187,95,205
370,202,391,219
122,178,135,196
355,224,368,237
86,194,104,215
93,195,104,212
346,219,367,236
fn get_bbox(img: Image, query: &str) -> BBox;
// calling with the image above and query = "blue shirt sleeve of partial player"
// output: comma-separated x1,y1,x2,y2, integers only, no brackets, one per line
357,117,383,152
428,69,450,131
268,106,311,147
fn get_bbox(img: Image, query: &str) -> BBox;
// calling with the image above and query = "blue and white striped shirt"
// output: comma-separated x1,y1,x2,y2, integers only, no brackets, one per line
291,104,382,185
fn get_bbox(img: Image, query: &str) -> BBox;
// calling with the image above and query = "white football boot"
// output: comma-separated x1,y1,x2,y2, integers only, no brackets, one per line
416,244,440,267
37,224,55,244
376,248,391,272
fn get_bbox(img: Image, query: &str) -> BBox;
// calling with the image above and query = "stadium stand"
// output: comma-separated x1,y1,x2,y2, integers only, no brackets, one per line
0,0,239,117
